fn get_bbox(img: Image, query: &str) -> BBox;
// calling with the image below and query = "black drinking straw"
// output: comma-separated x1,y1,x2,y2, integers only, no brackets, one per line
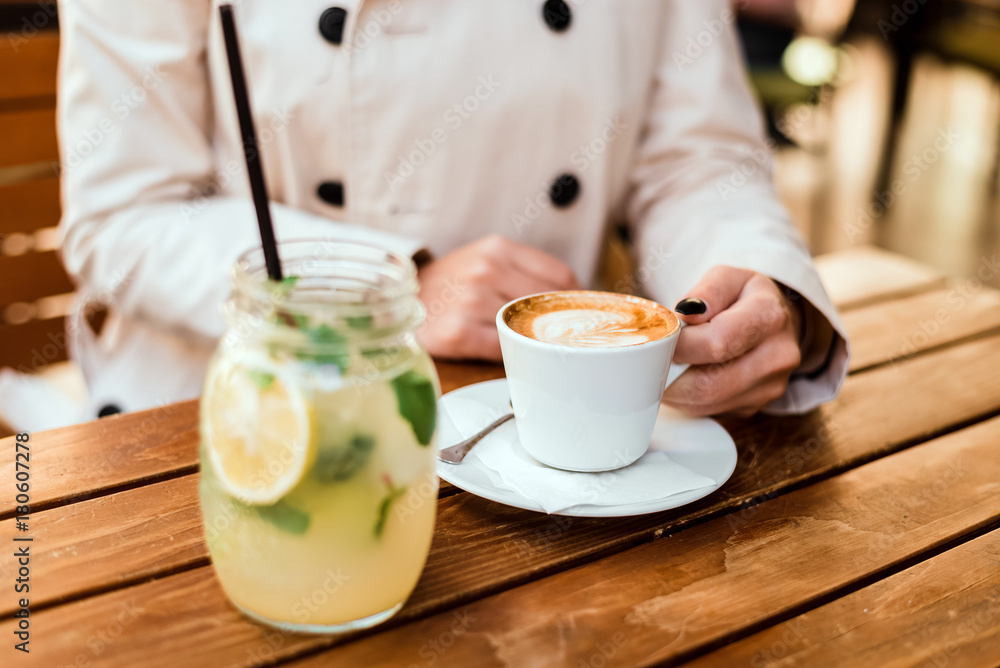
219,4,283,281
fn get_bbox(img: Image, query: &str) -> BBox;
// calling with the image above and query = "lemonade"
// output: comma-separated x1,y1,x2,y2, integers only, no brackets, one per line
199,240,440,632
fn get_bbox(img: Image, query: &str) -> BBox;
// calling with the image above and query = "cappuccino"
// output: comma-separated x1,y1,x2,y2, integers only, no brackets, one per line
503,291,678,348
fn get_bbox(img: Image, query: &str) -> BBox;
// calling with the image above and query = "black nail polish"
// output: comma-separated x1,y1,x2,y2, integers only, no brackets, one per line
674,298,707,316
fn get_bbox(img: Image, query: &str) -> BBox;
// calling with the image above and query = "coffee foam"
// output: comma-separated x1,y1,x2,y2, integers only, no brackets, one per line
504,291,678,348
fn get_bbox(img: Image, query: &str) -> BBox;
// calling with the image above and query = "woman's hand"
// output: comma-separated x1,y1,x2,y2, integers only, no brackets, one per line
416,235,581,360
662,266,803,417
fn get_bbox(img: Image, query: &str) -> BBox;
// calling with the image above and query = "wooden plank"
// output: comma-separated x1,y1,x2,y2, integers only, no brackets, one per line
0,31,58,102
0,250,74,305
815,245,947,311
686,529,1000,668
9,333,1000,667
0,107,58,169
843,285,1000,371
286,416,1000,668
434,360,504,394
0,476,206,617
11,410,1000,668
0,361,504,517
0,400,199,518
0,315,66,370
0,177,60,234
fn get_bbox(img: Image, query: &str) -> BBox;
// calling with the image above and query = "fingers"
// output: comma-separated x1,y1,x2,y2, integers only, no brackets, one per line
479,235,581,291
665,270,802,416
446,283,509,324
673,265,755,326
415,234,580,362
419,312,503,361
451,322,502,361
494,270,572,302
674,275,792,366
701,375,791,418
663,334,800,417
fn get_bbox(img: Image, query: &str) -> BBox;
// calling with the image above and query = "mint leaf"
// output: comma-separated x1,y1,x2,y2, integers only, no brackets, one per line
391,371,436,446
295,322,350,371
308,323,346,345
246,370,275,389
254,500,310,535
314,434,375,483
346,314,374,330
374,483,407,538
268,275,300,298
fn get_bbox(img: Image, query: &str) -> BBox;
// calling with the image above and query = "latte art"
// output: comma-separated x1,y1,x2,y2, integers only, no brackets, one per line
504,291,678,348
532,309,650,347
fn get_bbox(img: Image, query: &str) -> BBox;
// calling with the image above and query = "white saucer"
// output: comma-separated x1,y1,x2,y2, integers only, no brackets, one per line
436,379,738,517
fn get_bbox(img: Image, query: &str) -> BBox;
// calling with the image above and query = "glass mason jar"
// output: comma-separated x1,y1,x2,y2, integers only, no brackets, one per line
199,239,440,633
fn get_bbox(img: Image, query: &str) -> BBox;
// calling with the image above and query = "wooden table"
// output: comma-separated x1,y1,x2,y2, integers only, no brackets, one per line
4,246,1000,667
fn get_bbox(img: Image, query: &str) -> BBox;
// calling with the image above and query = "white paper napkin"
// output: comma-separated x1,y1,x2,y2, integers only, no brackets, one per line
440,395,717,514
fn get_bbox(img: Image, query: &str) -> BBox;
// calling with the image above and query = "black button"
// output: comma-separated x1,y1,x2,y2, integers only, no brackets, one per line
549,173,579,208
542,0,571,32
317,181,345,206
319,7,348,45
97,404,122,418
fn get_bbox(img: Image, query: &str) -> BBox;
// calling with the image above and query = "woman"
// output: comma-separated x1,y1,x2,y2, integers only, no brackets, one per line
57,0,848,420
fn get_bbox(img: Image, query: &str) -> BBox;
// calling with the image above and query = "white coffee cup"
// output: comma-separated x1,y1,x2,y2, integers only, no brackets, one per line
496,291,686,472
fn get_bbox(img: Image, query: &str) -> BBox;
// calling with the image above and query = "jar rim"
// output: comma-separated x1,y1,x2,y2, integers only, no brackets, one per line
232,238,418,314
226,238,424,351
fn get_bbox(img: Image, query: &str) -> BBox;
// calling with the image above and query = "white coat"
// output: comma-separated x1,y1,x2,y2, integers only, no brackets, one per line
56,0,850,421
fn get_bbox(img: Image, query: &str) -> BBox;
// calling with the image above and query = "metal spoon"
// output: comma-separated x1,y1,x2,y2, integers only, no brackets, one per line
438,403,514,464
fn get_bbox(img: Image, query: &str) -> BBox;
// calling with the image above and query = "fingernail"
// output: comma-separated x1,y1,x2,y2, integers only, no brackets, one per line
674,298,707,316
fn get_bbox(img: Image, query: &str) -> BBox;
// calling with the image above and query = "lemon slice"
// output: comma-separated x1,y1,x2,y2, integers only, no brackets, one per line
203,356,313,505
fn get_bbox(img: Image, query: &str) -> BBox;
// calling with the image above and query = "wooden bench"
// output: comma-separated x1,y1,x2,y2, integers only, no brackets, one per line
0,24,76,433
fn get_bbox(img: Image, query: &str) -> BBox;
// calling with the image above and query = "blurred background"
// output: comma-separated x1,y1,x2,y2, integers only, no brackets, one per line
0,0,999,431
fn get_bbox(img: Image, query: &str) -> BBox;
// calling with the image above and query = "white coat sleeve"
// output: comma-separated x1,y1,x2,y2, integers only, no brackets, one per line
57,0,424,343
626,0,850,415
